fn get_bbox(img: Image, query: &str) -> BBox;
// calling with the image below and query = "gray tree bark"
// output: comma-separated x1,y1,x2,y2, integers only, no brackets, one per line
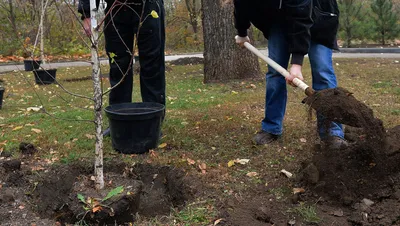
201,0,260,83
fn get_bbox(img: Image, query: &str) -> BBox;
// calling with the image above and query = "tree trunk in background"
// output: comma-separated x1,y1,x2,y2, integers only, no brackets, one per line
185,0,201,40
8,0,18,38
201,0,260,83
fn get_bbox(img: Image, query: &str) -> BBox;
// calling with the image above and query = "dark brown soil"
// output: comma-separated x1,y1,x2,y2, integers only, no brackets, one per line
304,87,386,146
0,158,196,225
220,125,400,226
168,57,203,66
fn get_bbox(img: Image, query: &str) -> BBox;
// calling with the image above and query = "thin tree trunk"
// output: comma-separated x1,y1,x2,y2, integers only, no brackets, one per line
202,0,260,82
89,0,104,190
39,0,50,63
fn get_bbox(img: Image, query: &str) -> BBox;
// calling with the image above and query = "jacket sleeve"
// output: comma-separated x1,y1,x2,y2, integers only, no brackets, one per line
233,0,251,37
283,0,313,65
78,0,91,20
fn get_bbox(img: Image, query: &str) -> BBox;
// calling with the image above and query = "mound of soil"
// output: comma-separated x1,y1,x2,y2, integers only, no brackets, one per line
169,57,203,65
0,159,196,225
296,125,400,225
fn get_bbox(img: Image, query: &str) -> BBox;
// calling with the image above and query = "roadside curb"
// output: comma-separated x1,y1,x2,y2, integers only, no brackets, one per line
338,48,400,53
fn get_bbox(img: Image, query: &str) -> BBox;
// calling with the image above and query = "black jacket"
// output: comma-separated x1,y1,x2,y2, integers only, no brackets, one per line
78,0,100,19
234,0,313,65
310,0,340,50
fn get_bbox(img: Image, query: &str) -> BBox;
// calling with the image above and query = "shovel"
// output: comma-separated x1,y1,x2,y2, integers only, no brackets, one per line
244,42,315,97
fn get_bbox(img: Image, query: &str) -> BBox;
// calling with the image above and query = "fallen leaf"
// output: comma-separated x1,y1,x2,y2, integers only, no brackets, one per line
149,150,157,157
214,218,224,225
300,138,307,143
27,107,41,112
31,128,42,133
280,169,293,178
92,205,102,213
31,166,45,171
333,209,344,217
228,160,235,167
236,159,250,165
64,142,71,149
293,188,305,194
85,134,95,139
198,163,207,174
187,158,195,165
246,172,258,177
158,143,167,148
12,126,23,131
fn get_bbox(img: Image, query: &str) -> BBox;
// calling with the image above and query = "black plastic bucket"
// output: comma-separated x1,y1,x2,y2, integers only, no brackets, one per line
24,60,42,71
104,102,165,154
0,87,4,109
33,69,57,85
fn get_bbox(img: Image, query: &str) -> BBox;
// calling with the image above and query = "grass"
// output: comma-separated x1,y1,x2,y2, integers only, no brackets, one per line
291,202,321,224
0,58,399,224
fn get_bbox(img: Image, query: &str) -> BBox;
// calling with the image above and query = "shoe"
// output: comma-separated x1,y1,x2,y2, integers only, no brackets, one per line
322,136,349,150
103,127,110,137
253,131,280,145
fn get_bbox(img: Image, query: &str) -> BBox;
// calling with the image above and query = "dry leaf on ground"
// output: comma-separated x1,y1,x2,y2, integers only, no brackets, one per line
280,169,293,178
187,158,195,165
246,172,258,177
31,128,42,133
293,188,305,194
199,163,207,174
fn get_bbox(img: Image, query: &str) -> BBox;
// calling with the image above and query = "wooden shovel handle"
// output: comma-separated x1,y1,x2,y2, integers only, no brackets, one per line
244,42,315,96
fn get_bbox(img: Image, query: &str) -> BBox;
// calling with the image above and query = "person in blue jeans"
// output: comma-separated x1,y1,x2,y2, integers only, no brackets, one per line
234,0,348,149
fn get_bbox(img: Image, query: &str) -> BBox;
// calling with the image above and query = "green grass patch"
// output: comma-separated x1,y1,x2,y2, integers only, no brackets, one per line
290,202,321,224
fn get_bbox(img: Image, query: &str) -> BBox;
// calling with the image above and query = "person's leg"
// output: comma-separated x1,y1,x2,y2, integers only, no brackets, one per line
261,25,290,135
104,6,135,105
254,24,290,145
137,0,166,106
308,41,344,139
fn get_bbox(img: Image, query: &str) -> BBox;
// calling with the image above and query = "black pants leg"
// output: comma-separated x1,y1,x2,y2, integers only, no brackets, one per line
138,0,166,106
104,1,165,107
104,6,136,105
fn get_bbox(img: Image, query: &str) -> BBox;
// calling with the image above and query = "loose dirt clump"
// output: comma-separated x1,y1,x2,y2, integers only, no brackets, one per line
0,159,196,225
304,87,386,144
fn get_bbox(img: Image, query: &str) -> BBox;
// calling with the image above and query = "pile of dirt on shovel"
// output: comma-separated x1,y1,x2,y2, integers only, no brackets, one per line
304,87,386,149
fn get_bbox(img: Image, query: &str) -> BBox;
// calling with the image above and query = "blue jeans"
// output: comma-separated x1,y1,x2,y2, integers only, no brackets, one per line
261,26,344,139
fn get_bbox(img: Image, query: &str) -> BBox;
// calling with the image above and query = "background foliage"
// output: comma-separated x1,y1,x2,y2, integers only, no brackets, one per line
0,0,399,59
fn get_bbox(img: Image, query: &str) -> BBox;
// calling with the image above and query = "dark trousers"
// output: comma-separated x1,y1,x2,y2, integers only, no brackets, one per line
104,0,166,106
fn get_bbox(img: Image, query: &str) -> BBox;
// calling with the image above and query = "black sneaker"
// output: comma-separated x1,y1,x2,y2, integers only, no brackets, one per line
103,127,110,137
322,136,349,150
253,131,280,145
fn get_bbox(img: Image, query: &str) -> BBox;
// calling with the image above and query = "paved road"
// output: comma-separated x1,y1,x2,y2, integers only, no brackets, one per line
1,51,399,73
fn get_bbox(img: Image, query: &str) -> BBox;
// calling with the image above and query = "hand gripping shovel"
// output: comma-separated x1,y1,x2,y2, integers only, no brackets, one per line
243,42,382,130
244,42,315,97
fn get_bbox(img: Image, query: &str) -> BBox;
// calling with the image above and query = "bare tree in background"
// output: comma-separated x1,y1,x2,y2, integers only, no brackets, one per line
201,0,260,82
185,0,201,40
